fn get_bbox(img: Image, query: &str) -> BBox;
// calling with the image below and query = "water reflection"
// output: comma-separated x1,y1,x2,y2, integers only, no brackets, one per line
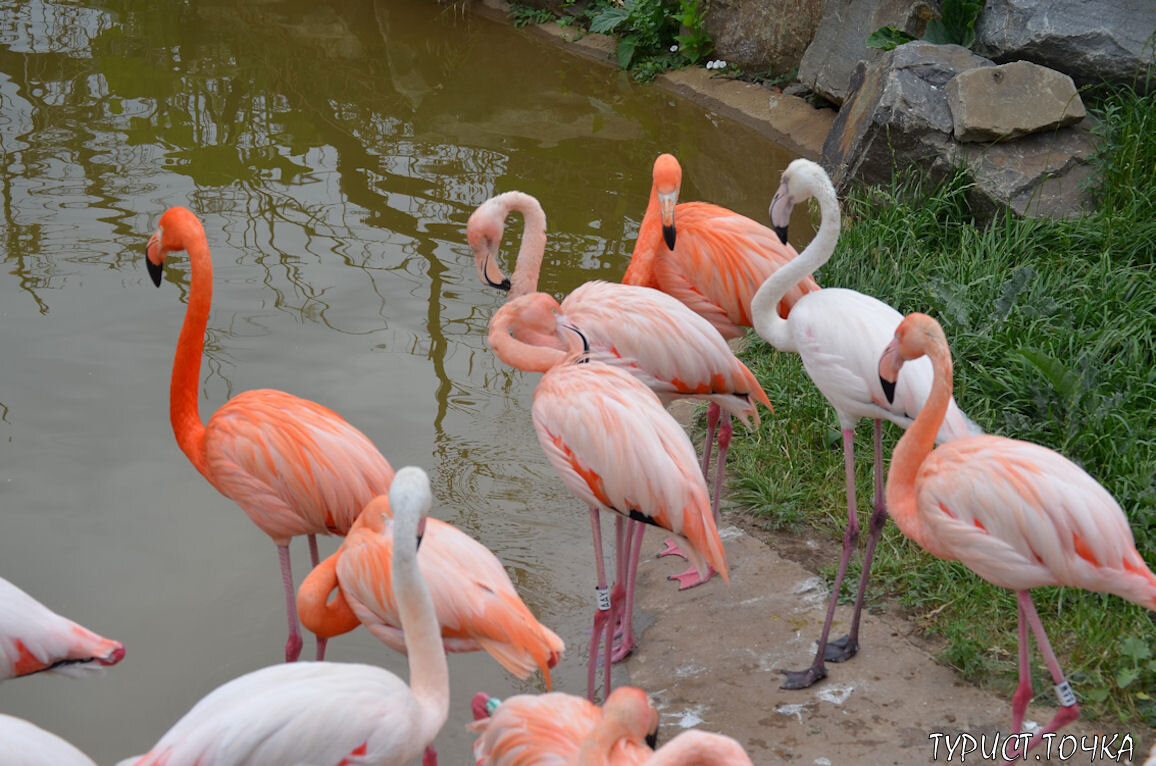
0,0,796,760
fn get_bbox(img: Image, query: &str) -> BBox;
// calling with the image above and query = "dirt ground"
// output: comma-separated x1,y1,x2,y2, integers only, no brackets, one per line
471,5,1156,762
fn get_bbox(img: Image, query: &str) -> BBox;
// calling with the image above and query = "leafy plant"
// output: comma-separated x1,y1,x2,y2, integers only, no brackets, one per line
673,0,712,64
867,0,986,51
508,2,556,28
586,0,710,80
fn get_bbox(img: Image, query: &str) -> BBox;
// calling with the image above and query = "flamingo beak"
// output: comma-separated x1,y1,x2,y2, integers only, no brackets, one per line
481,249,511,292
145,232,164,287
415,517,427,551
878,338,900,405
658,190,677,250
769,182,792,245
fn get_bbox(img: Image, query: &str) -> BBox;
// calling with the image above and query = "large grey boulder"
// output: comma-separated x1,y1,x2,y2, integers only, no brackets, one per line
947,61,1086,142
822,41,1097,219
705,0,823,73
798,0,939,105
974,0,1156,92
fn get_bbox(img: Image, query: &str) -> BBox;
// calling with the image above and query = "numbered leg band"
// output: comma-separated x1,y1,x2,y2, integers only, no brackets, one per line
1054,680,1077,707
596,586,611,611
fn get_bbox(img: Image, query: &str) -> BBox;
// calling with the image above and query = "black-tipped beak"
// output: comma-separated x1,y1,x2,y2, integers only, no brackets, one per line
662,224,676,251
147,257,163,287
562,323,590,357
772,224,789,245
646,729,658,750
880,375,896,405
416,531,424,551
485,274,511,292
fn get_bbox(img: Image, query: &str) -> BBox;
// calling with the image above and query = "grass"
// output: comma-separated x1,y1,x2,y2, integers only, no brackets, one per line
725,83,1156,726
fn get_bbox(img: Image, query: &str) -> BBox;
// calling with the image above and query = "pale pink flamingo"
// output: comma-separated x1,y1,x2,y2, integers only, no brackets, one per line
750,158,981,689
0,575,124,681
469,687,754,765
297,493,564,686
117,467,449,766
470,191,771,588
623,153,821,581
468,686,656,765
145,206,395,662
879,313,1156,760
487,293,729,699
0,714,98,766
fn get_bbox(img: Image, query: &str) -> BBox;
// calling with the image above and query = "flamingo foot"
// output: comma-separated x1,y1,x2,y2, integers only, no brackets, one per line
422,745,438,766
610,628,636,662
823,634,859,663
667,563,717,591
1002,704,1080,764
779,662,827,690
607,588,635,662
656,538,686,560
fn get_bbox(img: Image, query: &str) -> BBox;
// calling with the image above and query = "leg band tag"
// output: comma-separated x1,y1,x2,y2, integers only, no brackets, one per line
596,586,611,611
1054,680,1077,707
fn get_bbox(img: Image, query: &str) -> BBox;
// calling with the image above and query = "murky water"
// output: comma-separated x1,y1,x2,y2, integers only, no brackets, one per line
0,0,796,761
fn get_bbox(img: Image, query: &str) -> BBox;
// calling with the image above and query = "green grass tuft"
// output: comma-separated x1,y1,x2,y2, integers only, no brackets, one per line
726,84,1156,726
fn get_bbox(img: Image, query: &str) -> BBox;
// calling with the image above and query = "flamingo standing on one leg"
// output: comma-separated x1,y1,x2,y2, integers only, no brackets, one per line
878,313,1156,760
117,467,450,766
749,159,981,689
0,714,98,766
145,206,395,662
0,575,125,681
297,494,564,686
469,687,755,765
469,193,768,658
488,293,729,700
622,153,821,582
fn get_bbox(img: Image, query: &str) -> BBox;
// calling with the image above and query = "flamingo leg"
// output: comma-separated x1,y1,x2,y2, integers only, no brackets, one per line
827,419,888,662
278,544,304,663
781,427,859,689
1003,591,1080,764
663,413,730,589
658,402,722,561
1010,596,1032,734
307,534,328,662
422,745,438,766
612,520,646,662
587,507,613,701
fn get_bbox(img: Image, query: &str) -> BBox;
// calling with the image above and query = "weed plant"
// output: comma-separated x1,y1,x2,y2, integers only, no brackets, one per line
728,84,1156,726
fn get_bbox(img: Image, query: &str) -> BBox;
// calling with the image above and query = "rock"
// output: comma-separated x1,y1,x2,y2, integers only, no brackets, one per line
704,0,823,74
947,61,1086,142
821,41,1096,219
820,41,991,191
797,0,940,105
974,0,1156,92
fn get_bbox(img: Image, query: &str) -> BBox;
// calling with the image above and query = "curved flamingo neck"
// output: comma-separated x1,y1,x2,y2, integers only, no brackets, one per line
171,235,212,479
885,335,954,545
495,192,547,300
622,183,662,288
751,171,840,350
296,553,361,638
487,301,568,373
389,472,450,740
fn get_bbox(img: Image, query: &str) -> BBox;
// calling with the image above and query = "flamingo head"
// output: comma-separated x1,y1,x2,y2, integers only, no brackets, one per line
467,200,511,292
652,153,681,250
602,687,659,751
470,692,499,721
878,312,947,404
769,158,828,246
145,206,204,287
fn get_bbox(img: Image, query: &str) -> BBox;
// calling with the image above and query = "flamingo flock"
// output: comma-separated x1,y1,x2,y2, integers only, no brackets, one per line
2,155,1153,765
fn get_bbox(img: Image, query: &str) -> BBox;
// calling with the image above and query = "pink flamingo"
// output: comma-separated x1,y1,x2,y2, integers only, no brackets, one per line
297,493,564,686
0,575,124,681
469,194,767,648
145,206,395,662
0,714,98,765
879,313,1156,760
487,293,729,700
118,467,449,766
469,687,754,765
750,159,981,689
622,153,820,581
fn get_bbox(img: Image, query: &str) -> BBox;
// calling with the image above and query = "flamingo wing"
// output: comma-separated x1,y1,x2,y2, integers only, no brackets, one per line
470,692,598,765
0,714,97,766
563,281,771,424
532,361,727,581
0,577,124,681
916,436,1156,608
203,389,394,543
336,509,564,684
119,663,424,766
